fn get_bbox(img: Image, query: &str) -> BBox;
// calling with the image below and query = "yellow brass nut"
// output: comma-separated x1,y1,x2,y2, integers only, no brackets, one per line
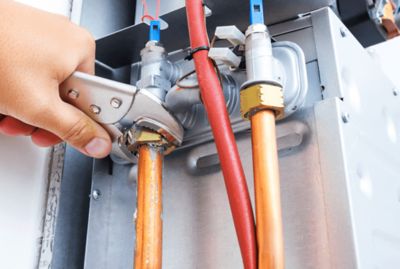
127,129,164,152
135,130,163,143
125,128,176,155
240,84,284,120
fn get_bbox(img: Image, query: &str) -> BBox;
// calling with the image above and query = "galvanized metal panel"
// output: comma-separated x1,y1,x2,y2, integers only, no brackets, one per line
83,58,327,268
84,108,331,269
314,98,357,269
313,9,400,269
84,160,135,269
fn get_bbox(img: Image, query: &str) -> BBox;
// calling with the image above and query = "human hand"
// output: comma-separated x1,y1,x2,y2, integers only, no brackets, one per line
0,1,111,158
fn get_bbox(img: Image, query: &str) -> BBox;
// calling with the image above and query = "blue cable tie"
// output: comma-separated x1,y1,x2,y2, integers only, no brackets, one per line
250,0,265,25
149,20,161,42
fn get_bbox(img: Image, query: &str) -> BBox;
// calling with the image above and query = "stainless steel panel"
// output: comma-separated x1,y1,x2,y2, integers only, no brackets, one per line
84,160,135,269
314,98,358,269
84,107,331,269
312,9,400,268
83,54,326,268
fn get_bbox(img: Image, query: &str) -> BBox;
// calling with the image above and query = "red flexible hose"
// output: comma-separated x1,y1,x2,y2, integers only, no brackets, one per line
185,1,257,269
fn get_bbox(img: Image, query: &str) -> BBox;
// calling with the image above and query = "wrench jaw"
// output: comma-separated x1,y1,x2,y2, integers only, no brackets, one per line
112,118,183,164
110,88,184,163
111,88,184,163
110,111,183,164
134,117,183,147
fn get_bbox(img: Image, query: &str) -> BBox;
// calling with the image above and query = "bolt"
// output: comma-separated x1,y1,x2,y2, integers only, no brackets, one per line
342,112,350,123
67,89,79,99
340,27,347,37
92,189,101,200
393,88,400,96
110,98,122,108
90,105,101,114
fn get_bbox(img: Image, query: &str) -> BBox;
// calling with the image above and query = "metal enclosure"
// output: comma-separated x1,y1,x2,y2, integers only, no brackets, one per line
50,2,400,269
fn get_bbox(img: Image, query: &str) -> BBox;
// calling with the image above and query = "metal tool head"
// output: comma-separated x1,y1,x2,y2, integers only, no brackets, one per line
60,72,184,163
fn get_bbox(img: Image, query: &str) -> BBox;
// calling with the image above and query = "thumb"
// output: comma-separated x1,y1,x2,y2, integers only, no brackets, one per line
31,98,112,158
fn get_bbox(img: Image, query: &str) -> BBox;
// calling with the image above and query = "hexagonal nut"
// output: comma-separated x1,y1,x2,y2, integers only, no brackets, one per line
125,128,175,155
240,84,284,120
135,130,163,143
141,42,165,55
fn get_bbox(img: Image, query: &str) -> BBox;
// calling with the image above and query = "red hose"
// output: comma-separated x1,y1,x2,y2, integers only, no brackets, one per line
185,1,257,269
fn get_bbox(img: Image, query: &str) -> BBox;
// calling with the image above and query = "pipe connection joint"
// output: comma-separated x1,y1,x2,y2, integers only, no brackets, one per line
121,126,174,156
241,24,285,120
137,41,180,101
240,84,284,120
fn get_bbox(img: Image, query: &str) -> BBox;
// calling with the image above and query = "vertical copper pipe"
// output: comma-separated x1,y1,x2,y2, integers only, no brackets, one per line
251,110,285,269
134,145,163,269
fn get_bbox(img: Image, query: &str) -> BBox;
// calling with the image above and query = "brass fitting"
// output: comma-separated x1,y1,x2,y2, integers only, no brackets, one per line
240,84,284,120
135,130,163,144
123,127,175,155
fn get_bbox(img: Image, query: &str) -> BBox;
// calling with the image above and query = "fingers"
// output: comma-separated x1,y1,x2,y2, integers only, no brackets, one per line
0,116,62,147
26,97,112,158
2,101,112,158
76,29,96,75
0,116,35,136
31,129,62,147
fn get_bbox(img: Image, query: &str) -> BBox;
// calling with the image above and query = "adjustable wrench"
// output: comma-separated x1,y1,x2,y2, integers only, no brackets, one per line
60,72,184,163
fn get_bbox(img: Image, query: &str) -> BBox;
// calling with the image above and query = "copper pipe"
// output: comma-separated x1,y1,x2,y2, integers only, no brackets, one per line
134,145,163,269
250,109,285,269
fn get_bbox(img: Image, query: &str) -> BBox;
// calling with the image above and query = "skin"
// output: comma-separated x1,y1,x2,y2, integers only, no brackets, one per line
0,1,112,158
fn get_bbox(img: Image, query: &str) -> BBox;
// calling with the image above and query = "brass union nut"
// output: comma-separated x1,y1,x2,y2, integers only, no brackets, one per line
123,127,177,155
240,84,284,120
126,128,165,153
135,130,163,143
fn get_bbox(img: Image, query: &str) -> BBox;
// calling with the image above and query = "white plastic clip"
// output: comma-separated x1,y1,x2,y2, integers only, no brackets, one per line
208,48,241,68
215,26,246,46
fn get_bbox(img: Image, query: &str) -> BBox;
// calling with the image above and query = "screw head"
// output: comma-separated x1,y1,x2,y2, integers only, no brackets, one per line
393,88,400,96
340,27,347,37
92,189,101,200
110,98,122,108
67,89,79,99
342,112,350,123
89,105,101,114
